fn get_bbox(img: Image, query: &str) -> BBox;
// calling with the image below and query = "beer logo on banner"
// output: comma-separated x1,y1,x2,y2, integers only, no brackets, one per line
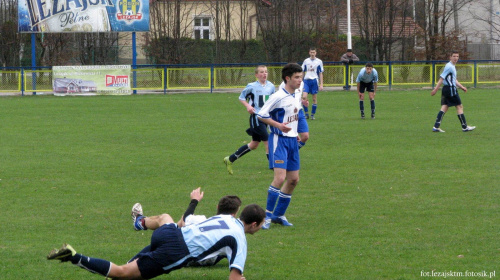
106,75,129,87
116,0,143,22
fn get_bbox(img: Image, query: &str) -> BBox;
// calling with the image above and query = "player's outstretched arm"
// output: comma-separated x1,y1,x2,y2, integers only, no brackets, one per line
177,187,204,227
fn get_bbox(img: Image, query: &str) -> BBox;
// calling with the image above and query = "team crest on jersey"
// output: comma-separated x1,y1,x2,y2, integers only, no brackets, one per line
294,108,298,113
116,0,143,21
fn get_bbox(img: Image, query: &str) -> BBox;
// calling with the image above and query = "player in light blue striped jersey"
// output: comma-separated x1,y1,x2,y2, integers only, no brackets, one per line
258,63,303,229
356,63,378,119
224,65,275,175
47,203,265,280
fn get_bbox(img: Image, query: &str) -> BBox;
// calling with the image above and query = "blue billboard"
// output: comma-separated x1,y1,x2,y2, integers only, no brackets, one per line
18,0,150,32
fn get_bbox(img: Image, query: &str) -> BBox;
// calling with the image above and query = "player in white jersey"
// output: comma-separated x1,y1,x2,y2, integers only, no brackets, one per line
224,65,275,175
301,48,324,120
279,81,309,149
258,63,303,229
431,51,475,132
47,201,265,280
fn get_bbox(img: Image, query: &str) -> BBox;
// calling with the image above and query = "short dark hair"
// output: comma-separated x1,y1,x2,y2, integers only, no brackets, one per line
365,62,374,68
282,63,303,83
239,204,266,225
450,50,459,56
309,47,316,51
217,195,242,215
347,49,352,52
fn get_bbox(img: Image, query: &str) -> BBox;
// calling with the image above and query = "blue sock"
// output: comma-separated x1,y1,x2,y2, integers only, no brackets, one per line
134,215,146,230
266,186,280,213
298,141,306,149
312,104,317,115
303,106,309,115
273,192,292,217
71,253,111,277
434,111,445,128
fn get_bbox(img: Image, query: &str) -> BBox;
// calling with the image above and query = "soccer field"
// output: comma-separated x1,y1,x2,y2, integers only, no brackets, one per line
1,89,498,279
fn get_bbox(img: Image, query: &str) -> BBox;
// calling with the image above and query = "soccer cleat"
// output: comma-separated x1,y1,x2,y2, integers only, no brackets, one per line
47,243,76,262
223,156,233,175
261,217,272,230
271,215,293,226
432,127,445,133
361,113,365,119
305,114,309,119
131,203,143,221
462,126,476,132
371,113,375,119
311,115,315,120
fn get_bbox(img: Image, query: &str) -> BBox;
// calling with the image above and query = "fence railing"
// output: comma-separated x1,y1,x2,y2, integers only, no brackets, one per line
1,60,500,95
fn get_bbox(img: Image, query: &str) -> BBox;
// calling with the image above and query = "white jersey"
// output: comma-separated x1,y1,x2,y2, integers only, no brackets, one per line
181,214,247,273
302,57,324,81
258,88,300,138
279,81,304,109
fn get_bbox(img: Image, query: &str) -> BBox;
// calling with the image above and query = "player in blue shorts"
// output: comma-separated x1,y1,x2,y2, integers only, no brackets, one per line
47,202,265,280
431,51,475,132
301,47,324,120
279,81,309,149
356,63,378,119
224,65,275,175
258,63,303,229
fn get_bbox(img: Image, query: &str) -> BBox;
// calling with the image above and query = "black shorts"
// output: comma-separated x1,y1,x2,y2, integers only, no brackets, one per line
136,224,191,279
358,81,374,93
245,114,269,142
441,86,462,107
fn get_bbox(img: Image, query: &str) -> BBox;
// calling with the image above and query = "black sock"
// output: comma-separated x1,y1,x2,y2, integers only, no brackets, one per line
370,100,375,114
229,144,251,162
458,114,467,129
71,254,111,277
359,101,364,114
434,111,445,128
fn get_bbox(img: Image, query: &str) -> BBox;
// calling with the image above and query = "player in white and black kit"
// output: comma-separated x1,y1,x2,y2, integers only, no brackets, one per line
224,65,275,174
301,47,324,120
258,63,303,229
431,51,475,132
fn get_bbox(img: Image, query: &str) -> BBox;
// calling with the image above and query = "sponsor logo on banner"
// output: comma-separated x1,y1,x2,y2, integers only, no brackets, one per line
106,75,129,87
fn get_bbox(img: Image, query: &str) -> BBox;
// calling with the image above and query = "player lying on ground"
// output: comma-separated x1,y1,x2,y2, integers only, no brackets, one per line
47,191,265,280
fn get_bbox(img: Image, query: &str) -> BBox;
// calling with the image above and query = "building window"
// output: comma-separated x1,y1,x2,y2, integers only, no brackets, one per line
194,17,211,40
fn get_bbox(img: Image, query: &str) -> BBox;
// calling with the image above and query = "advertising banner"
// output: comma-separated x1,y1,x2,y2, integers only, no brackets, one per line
53,65,131,95
18,0,149,32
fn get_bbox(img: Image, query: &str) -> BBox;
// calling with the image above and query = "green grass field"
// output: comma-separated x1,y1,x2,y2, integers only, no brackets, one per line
1,89,498,280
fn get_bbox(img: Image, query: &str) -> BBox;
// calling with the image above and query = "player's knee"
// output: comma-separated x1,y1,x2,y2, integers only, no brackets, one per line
158,214,174,225
248,141,259,150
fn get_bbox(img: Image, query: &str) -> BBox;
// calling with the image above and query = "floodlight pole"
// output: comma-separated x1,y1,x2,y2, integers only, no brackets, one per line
31,33,37,95
347,0,352,49
132,32,137,94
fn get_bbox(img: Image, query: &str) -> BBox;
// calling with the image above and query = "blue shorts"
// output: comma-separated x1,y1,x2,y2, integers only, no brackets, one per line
297,110,309,134
135,223,191,279
303,79,319,94
268,134,300,171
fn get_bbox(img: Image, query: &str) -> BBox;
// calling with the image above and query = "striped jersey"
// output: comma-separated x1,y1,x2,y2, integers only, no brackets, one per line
440,61,457,87
356,67,379,83
181,215,247,274
258,88,300,138
302,58,324,80
239,80,275,113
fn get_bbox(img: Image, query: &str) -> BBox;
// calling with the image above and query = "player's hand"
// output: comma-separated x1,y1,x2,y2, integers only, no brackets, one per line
302,99,309,107
279,123,292,133
190,187,204,201
319,85,323,91
462,86,467,93
431,88,437,96
246,105,256,114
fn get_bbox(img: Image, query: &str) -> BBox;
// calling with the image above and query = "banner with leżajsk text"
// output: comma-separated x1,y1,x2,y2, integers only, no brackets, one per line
52,65,131,95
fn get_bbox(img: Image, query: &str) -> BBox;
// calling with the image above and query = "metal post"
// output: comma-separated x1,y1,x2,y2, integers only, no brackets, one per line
132,32,137,94
31,33,37,95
